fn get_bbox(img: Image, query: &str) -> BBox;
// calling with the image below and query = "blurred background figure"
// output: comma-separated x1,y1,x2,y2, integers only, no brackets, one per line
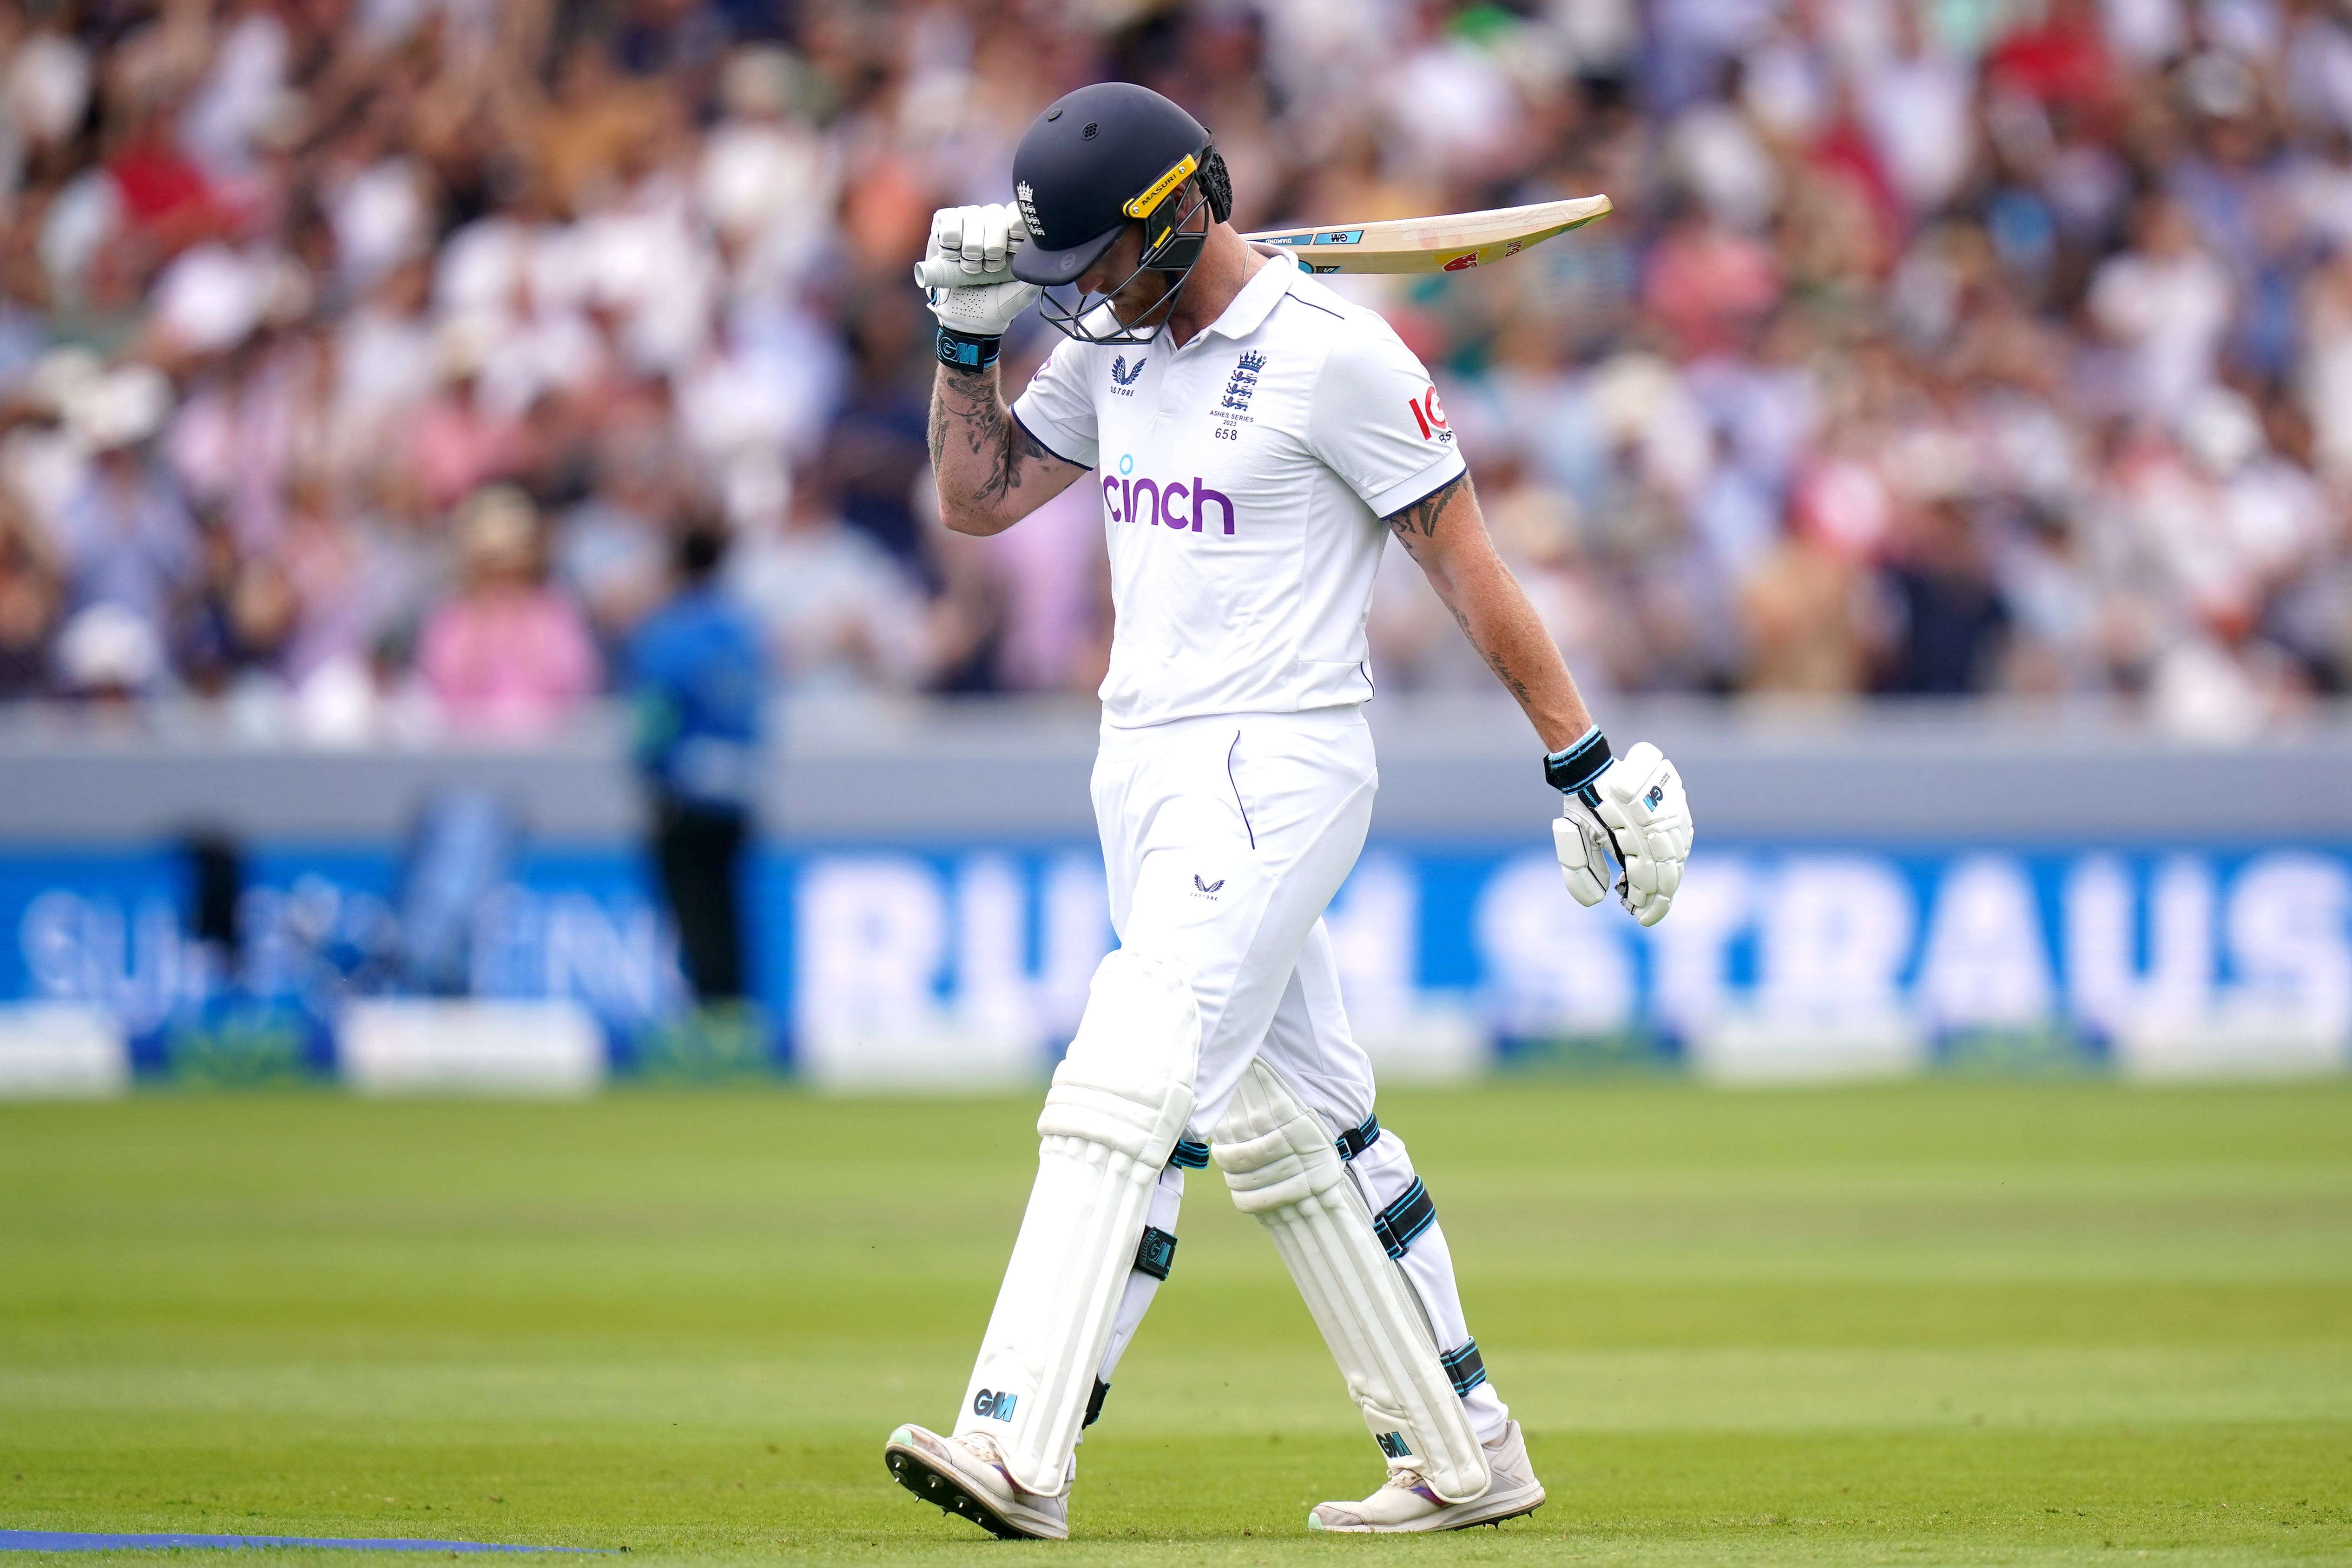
627,510,763,1008
0,0,2338,727
730,461,929,693
0,490,60,698
53,364,186,664
419,485,598,738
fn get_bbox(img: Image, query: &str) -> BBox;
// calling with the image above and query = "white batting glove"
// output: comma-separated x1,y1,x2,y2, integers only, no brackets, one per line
1555,800,1618,909
916,203,1041,340
1548,736,1694,927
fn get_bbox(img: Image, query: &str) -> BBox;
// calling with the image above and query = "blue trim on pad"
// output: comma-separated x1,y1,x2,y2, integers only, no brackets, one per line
0,1531,607,1553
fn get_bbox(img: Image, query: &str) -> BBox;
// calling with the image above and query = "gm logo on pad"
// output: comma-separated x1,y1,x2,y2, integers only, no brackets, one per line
972,1388,1018,1422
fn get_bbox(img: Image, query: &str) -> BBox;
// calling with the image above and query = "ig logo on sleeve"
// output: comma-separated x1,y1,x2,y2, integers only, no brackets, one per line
1408,386,1451,441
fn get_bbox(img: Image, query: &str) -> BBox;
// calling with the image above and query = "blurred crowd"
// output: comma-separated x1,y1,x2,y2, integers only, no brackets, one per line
1,0,2350,740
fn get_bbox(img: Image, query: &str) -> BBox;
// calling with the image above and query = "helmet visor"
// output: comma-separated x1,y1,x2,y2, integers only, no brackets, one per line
1011,221,1126,288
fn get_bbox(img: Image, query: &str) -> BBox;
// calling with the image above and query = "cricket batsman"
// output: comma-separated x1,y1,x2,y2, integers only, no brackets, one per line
884,82,1695,1539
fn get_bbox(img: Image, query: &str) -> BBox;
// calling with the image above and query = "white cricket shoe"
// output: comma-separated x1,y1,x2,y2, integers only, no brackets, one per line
883,1423,1070,1541
1307,1419,1545,1533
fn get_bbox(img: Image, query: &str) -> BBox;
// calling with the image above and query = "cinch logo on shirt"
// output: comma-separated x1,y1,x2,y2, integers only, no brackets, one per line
1102,471,1236,534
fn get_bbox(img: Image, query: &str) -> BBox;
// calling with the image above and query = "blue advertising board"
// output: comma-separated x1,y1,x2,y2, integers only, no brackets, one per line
3,839,2348,1085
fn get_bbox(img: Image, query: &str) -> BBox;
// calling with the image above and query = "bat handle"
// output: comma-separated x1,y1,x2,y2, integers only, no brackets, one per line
912,257,1021,291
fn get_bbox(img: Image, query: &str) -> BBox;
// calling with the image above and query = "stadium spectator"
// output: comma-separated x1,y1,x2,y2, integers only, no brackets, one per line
171,506,294,699
1879,498,2013,695
417,485,598,736
558,426,680,652
0,491,59,698
53,365,190,639
0,0,2339,728
730,464,929,693
407,319,532,513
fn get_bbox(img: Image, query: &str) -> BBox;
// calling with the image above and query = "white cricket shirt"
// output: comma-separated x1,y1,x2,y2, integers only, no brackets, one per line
1012,249,1465,729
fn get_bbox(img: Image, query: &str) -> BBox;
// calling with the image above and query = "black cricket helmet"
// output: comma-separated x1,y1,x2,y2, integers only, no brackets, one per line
1010,82,1234,344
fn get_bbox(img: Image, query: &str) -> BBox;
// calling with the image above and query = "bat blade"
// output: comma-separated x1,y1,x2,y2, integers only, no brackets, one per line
909,194,1613,291
1242,195,1612,275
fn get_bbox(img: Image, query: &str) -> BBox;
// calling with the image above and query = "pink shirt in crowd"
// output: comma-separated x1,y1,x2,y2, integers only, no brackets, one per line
418,587,600,737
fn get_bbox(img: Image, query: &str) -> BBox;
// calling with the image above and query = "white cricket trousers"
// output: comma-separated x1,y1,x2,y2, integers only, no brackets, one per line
1083,705,1509,1443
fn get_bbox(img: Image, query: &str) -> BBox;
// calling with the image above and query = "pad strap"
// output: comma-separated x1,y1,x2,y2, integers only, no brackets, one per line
1335,1112,1381,1160
1440,1338,1487,1397
1133,1225,1177,1281
1170,1136,1210,1170
1372,1178,1436,1260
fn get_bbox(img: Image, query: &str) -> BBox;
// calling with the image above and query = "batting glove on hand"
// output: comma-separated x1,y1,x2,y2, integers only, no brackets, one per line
1548,737,1694,927
917,203,1041,340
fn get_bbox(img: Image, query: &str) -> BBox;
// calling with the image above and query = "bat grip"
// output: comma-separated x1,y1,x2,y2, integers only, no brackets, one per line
912,257,1020,291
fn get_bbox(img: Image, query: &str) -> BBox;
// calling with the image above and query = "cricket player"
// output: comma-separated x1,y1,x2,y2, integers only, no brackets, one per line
884,82,1694,1539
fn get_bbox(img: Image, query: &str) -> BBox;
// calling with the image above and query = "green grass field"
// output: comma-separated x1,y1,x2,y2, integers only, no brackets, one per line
2,1081,2348,1565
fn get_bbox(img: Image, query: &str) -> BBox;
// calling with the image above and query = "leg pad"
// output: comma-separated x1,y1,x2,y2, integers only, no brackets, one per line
1211,1061,1490,1504
954,950,1200,1496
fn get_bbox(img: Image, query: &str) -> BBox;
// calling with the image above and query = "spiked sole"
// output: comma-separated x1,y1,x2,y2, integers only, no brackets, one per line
1453,1486,1546,1530
1308,1482,1546,1534
883,1427,1066,1541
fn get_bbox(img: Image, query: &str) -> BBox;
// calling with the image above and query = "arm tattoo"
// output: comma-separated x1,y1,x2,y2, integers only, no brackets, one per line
1382,472,1470,550
1433,595,1532,703
1389,470,1537,706
995,420,1054,506
1480,642,1536,705
931,365,1054,512
925,379,957,474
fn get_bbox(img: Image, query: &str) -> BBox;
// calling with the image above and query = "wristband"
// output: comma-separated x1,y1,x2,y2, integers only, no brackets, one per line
936,326,1001,370
1543,725,1611,805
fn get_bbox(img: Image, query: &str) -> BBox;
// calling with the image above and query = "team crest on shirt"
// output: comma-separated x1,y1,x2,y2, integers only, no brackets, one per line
1110,354,1146,395
1216,351,1265,427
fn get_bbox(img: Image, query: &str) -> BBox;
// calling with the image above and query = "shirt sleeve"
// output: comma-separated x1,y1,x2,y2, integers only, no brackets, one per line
1009,339,1100,470
1305,317,1467,517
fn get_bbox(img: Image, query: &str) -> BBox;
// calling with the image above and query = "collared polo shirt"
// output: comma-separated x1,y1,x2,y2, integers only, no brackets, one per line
1013,250,1465,729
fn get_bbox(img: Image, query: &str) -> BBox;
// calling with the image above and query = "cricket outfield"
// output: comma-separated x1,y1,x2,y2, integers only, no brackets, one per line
2,1081,2346,1565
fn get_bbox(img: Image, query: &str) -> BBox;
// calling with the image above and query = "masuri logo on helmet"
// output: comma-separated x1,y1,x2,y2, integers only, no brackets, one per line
1123,153,1199,222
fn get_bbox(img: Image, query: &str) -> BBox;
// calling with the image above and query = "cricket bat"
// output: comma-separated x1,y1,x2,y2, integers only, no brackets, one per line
912,195,1611,290
1243,194,1612,274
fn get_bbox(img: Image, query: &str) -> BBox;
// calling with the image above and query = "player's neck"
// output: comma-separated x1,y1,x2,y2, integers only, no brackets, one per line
1165,223,1264,349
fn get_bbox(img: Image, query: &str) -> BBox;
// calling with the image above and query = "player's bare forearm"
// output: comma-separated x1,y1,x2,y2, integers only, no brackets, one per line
1385,473,1594,751
929,364,1084,536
